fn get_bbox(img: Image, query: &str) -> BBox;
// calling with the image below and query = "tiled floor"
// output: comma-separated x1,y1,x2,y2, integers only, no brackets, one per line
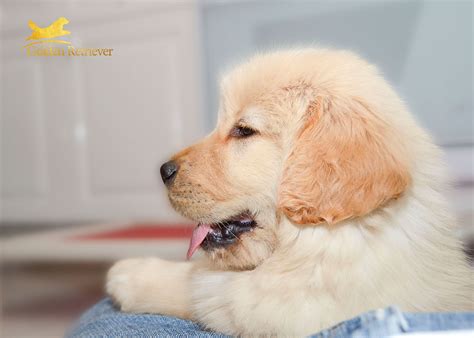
1,262,108,338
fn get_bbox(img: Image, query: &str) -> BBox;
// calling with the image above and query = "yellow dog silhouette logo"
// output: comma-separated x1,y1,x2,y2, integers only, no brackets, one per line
24,17,114,57
25,17,71,47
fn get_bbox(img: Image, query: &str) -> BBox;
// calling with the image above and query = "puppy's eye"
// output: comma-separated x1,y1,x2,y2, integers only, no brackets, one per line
229,125,257,138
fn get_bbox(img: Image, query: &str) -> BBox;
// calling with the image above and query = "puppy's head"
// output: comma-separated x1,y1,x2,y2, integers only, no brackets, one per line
162,49,411,270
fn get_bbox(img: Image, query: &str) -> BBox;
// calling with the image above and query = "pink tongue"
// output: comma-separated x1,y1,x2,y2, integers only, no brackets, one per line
186,224,211,259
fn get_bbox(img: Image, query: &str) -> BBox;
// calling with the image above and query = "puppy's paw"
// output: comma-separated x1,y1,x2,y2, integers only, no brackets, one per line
106,257,192,317
106,258,156,312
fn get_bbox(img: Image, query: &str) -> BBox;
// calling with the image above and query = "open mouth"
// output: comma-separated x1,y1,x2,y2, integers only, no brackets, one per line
186,212,256,259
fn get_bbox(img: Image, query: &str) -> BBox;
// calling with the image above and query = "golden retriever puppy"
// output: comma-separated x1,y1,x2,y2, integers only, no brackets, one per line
107,49,473,336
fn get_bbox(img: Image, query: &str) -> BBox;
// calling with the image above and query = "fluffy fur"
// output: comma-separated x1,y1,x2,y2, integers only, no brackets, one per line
107,49,473,336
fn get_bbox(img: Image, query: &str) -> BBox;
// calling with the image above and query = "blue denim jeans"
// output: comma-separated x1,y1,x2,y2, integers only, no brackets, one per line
67,298,473,337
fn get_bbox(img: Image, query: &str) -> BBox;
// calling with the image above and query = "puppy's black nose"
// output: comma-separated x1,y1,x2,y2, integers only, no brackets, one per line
160,160,178,185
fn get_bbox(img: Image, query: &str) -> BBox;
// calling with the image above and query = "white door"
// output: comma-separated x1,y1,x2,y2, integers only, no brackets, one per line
1,1,204,222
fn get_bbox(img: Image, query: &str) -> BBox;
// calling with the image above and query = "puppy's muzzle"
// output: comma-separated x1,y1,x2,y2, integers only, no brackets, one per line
160,160,178,186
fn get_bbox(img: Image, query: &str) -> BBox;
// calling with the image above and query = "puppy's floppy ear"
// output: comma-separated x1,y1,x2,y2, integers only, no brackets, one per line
278,96,410,225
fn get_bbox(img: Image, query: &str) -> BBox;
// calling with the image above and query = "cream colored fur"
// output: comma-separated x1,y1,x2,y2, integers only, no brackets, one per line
107,49,473,336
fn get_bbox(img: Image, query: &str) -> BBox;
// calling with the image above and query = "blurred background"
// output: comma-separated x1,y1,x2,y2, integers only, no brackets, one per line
1,0,472,337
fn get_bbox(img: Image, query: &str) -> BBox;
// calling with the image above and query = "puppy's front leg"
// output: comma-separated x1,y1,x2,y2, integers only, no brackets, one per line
191,269,319,336
107,258,193,319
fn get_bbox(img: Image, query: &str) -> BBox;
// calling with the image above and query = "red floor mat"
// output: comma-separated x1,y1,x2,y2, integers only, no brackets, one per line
72,224,194,240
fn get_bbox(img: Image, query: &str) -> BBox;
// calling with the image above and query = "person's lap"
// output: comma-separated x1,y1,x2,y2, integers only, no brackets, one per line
67,298,474,337
67,299,228,337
